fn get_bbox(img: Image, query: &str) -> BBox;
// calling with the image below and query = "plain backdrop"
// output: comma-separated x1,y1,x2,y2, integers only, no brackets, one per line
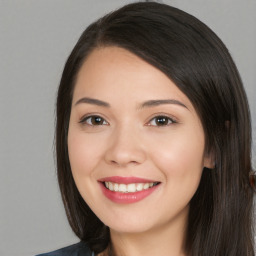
1,1,255,255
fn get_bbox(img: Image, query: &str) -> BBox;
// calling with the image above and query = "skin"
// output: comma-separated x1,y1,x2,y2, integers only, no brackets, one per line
68,46,213,256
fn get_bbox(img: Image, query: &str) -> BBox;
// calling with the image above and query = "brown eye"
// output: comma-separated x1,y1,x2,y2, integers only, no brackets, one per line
148,116,176,126
80,115,108,126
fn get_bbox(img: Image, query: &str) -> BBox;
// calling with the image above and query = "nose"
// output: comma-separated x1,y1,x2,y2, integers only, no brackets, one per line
104,125,147,167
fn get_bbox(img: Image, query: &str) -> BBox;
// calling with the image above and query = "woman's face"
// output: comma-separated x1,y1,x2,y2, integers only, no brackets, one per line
68,46,212,234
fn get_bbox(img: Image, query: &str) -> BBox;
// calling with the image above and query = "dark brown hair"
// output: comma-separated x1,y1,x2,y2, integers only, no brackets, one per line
55,2,254,255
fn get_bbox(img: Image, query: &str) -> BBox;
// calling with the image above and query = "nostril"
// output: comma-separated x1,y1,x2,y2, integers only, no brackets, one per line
109,159,139,167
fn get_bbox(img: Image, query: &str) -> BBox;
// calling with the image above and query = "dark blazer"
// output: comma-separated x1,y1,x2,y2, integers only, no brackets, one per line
36,242,94,256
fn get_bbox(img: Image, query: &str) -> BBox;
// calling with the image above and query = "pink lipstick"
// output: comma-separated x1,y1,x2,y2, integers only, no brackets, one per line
98,176,160,204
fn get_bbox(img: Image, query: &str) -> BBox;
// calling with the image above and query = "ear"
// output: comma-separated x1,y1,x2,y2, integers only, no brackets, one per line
203,151,215,169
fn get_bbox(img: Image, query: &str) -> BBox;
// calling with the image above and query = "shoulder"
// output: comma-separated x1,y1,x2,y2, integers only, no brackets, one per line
36,241,93,256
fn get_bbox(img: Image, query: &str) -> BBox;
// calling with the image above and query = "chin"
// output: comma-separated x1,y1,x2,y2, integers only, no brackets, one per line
101,212,159,234
108,222,153,234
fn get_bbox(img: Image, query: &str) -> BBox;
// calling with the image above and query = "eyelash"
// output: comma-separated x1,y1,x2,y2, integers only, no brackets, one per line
79,115,109,126
147,115,177,126
79,114,177,127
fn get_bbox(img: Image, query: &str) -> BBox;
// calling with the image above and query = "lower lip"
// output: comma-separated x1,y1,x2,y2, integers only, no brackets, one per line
99,182,159,204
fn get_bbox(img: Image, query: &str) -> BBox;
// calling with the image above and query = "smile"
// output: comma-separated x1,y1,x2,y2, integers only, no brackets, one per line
104,181,159,193
98,176,161,204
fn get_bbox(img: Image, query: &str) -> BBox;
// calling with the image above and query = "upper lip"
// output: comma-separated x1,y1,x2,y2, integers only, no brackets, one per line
98,176,159,184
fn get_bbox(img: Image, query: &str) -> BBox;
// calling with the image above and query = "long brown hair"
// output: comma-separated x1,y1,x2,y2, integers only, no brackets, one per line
55,2,254,255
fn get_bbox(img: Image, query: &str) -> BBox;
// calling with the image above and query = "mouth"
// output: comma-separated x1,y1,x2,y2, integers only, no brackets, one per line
103,181,160,193
98,176,161,204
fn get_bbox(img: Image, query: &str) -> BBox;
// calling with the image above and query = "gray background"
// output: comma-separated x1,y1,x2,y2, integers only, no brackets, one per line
1,1,255,255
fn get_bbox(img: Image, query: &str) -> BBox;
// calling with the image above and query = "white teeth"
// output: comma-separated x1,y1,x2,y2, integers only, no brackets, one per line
143,183,149,189
136,183,143,191
119,184,126,192
127,183,136,192
114,183,119,192
104,182,158,193
109,182,114,191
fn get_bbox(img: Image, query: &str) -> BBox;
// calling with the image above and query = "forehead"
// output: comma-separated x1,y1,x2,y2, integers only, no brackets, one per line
73,46,193,110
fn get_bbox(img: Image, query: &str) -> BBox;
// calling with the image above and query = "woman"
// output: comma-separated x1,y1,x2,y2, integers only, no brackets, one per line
38,2,255,256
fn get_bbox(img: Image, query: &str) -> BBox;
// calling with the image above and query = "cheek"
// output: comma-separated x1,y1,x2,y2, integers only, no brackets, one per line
67,130,103,179
67,129,107,209
151,129,205,170
149,129,205,199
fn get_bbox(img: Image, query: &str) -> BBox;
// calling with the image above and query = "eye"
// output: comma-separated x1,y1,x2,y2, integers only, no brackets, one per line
147,115,176,126
79,115,108,126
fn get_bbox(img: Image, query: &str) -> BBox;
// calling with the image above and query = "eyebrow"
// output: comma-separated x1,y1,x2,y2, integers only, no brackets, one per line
75,97,110,107
139,99,188,109
74,97,187,109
